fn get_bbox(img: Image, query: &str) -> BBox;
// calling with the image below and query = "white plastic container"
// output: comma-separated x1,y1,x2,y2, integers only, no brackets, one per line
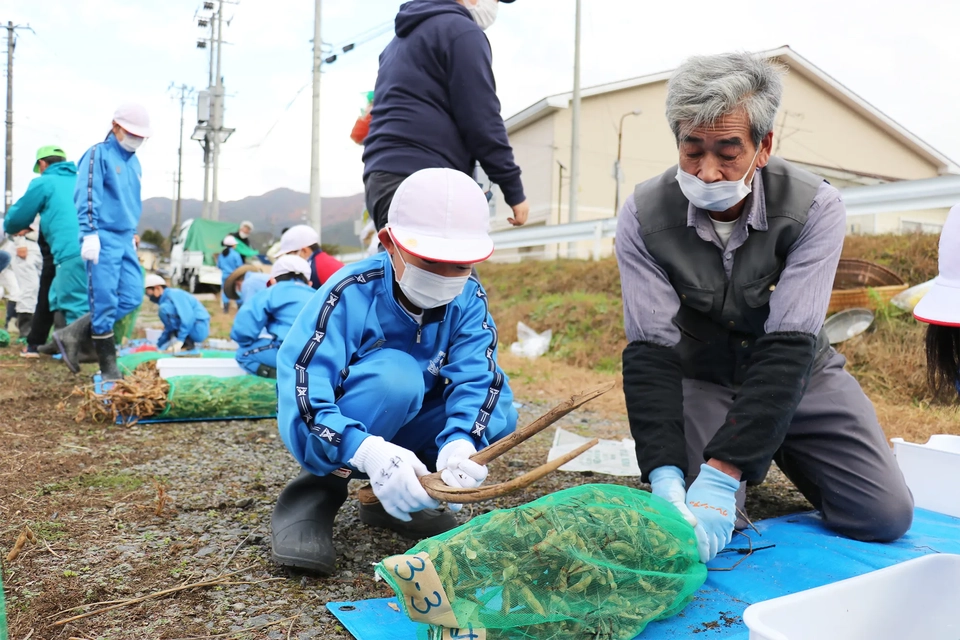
156,357,246,380
206,338,239,351
145,328,163,345
743,554,960,640
891,435,960,518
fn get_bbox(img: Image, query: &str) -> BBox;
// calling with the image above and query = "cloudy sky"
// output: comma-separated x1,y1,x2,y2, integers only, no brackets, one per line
3,0,958,205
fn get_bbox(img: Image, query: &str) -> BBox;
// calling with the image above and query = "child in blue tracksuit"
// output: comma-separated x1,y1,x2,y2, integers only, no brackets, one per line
217,235,245,313
230,255,315,378
271,168,518,576
54,104,152,380
144,274,211,353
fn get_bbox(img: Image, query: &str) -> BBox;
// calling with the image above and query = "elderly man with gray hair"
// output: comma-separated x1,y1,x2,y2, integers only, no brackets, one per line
615,52,914,563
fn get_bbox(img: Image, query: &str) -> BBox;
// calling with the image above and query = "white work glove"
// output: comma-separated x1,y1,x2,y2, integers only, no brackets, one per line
436,438,488,513
81,234,101,264
169,340,184,354
648,465,698,528
349,436,439,521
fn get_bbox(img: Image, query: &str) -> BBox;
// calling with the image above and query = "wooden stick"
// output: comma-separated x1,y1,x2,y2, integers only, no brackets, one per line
51,565,256,625
422,438,599,502
165,614,298,640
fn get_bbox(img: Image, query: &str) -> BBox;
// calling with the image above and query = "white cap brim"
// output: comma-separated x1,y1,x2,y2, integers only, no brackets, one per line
118,121,152,138
913,279,960,327
389,225,493,264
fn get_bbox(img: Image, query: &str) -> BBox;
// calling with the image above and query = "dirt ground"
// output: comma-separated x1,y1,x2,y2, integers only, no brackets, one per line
1,330,957,639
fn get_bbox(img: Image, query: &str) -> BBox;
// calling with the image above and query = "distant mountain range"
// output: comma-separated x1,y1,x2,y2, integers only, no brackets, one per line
140,189,366,250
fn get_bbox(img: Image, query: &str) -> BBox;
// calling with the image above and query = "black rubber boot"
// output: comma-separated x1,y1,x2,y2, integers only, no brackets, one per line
182,336,196,352
256,364,278,379
17,313,33,337
92,333,122,381
271,470,349,575
359,501,458,539
52,313,93,374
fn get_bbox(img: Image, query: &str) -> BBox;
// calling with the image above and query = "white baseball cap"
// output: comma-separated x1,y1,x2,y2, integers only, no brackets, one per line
386,168,494,263
144,274,166,289
271,254,311,282
279,224,320,254
222,235,238,247
113,103,152,138
914,204,960,326
240,220,254,230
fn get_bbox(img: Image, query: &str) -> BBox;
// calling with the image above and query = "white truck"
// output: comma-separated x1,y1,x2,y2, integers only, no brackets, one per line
169,218,251,293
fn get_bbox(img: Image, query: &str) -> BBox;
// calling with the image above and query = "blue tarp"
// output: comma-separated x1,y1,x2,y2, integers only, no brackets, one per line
328,508,960,639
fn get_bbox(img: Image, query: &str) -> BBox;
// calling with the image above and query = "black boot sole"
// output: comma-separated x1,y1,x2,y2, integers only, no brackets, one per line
359,502,458,539
53,333,80,374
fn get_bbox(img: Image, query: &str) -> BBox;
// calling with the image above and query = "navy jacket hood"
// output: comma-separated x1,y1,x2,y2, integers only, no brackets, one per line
395,0,472,37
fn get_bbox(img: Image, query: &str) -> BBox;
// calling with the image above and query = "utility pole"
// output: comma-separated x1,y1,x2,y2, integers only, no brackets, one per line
202,15,214,219
211,4,224,221
309,0,323,241
169,83,194,239
567,0,581,255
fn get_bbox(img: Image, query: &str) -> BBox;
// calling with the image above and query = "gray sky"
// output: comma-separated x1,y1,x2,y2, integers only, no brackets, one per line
4,0,958,204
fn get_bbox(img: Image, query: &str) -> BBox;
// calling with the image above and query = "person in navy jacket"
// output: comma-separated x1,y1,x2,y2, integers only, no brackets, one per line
362,0,529,232
271,168,517,575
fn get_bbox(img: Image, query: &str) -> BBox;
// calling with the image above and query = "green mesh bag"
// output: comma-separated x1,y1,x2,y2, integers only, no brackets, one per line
376,484,706,640
0,566,8,640
0,329,8,348
159,375,277,419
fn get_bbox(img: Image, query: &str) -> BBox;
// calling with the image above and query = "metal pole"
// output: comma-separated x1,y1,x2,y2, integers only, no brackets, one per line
309,0,323,241
4,22,14,211
175,85,186,238
615,117,624,218
567,0,581,256
202,18,215,219
211,3,223,221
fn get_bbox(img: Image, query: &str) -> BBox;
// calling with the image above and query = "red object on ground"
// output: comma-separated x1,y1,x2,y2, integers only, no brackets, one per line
131,344,158,354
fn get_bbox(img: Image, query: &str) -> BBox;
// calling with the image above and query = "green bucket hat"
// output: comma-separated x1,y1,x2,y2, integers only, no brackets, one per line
34,145,67,173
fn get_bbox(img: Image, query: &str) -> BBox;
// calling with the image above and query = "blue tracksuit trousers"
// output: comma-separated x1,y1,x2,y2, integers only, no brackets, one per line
314,348,518,477
87,229,142,335
236,337,281,376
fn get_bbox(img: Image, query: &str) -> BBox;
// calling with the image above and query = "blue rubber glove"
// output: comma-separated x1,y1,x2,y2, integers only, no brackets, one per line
648,465,697,528
686,463,740,563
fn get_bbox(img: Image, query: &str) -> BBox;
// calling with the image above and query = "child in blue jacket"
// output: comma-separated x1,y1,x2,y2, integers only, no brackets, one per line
217,235,245,313
230,255,315,378
144,275,210,353
271,168,517,576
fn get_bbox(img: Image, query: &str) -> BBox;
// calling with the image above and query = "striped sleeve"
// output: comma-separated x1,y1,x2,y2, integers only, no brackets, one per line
75,145,103,236
436,278,506,449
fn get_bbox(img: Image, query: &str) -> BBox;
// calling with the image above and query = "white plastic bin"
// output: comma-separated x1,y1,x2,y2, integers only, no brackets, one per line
206,338,239,351
145,328,163,345
156,357,246,380
743,554,960,640
891,435,960,518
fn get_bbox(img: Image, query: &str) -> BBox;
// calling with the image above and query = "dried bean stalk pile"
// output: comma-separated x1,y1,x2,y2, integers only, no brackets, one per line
379,484,707,640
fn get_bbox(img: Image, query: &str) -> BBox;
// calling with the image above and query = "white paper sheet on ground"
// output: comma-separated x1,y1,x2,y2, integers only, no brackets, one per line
546,427,642,476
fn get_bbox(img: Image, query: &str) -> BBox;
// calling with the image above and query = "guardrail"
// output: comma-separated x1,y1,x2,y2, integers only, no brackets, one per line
336,174,960,264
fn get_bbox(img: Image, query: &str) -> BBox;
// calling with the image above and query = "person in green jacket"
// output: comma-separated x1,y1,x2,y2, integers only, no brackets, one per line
3,145,90,356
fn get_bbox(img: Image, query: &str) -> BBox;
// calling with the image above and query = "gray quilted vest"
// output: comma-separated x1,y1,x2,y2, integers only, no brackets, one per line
633,156,830,387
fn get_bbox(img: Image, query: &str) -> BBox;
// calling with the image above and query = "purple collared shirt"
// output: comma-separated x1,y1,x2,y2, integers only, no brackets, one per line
615,167,846,346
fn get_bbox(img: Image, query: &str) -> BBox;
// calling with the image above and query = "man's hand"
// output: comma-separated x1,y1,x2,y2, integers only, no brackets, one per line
686,463,740,563
81,235,101,264
436,438,488,512
348,436,439,521
508,200,529,226
648,465,697,527
15,247,27,260
133,234,140,249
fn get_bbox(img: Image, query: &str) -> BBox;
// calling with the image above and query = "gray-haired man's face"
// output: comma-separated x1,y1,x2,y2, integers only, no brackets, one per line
677,110,771,184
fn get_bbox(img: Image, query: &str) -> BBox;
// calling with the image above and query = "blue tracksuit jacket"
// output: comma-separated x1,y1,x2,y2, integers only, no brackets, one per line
276,251,514,475
239,272,270,306
157,287,211,349
75,133,144,334
217,248,245,304
231,279,314,347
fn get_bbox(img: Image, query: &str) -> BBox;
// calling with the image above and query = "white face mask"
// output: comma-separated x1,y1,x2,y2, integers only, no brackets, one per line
675,145,762,212
118,134,144,153
392,250,470,310
465,0,498,30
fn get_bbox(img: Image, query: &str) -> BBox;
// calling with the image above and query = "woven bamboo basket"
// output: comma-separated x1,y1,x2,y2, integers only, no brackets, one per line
828,259,907,314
